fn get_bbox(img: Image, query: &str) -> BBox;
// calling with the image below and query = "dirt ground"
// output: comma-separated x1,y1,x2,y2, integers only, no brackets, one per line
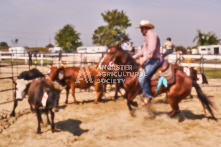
0,66,221,147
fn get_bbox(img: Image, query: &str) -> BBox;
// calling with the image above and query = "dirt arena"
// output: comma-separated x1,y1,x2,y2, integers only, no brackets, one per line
0,66,221,147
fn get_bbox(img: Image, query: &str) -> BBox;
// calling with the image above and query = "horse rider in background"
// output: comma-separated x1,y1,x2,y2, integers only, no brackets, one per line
163,37,175,58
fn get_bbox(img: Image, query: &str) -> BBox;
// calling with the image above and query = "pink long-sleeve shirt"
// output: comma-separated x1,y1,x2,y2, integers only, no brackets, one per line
133,30,161,61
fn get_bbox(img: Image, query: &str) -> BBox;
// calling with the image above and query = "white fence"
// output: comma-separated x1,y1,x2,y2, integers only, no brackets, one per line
0,52,104,66
0,52,221,68
168,53,221,69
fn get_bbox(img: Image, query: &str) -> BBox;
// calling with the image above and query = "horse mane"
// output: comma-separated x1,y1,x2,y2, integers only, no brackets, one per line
120,49,139,72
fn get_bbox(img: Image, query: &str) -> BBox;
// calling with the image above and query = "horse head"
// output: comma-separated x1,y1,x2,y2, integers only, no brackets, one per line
48,65,66,82
99,44,135,70
48,65,59,81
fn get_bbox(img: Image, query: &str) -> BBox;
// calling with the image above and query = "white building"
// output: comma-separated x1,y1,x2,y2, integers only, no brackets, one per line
8,47,27,57
77,46,108,53
198,45,221,55
49,47,62,53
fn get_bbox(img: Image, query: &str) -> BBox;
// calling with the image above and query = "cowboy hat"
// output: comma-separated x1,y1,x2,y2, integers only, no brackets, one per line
137,20,155,29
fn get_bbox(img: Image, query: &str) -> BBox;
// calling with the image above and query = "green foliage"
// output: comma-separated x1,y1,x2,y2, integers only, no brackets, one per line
193,29,221,46
93,9,131,47
175,46,187,54
102,10,131,29
28,47,49,53
197,68,221,79
45,43,54,48
0,42,8,47
55,24,82,51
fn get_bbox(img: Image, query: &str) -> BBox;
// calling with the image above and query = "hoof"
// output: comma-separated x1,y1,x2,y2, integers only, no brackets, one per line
207,116,217,121
54,108,59,112
74,101,79,104
169,110,180,118
10,112,15,117
131,101,138,107
130,109,136,117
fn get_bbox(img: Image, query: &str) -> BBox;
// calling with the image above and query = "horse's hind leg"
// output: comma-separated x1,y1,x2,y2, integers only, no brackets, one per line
103,83,107,92
94,82,103,103
36,108,42,134
65,87,70,104
168,97,180,117
46,109,51,125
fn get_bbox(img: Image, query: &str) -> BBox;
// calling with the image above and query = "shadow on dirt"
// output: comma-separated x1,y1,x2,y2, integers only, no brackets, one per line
56,119,89,136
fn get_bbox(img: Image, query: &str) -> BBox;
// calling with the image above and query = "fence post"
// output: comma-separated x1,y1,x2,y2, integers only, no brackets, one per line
28,52,32,70
41,54,43,66
25,53,28,64
81,53,82,66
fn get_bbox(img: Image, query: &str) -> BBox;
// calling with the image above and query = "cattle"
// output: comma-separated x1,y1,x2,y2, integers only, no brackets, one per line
11,78,61,134
48,65,103,104
11,68,46,115
17,68,45,80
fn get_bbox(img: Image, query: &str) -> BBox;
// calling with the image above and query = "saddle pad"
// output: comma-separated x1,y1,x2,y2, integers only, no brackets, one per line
151,64,176,85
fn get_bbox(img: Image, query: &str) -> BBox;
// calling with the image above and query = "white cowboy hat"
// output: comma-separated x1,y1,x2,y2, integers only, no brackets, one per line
137,20,155,29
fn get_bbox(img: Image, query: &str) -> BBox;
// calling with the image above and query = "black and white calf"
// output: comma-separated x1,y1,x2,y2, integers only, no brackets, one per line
11,78,61,134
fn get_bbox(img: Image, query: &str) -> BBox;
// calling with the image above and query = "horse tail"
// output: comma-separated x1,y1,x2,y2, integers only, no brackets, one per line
192,82,216,120
201,73,208,84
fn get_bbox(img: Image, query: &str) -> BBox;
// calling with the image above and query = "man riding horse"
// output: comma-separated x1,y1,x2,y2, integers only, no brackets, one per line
132,20,161,105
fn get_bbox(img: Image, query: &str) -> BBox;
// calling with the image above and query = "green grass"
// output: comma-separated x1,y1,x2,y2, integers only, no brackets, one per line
183,59,221,64
0,59,53,66
197,68,221,79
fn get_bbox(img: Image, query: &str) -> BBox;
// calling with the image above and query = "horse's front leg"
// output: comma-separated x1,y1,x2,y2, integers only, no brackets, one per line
50,109,55,133
46,108,50,125
127,100,136,117
114,83,120,100
10,99,18,117
65,86,70,104
70,83,77,104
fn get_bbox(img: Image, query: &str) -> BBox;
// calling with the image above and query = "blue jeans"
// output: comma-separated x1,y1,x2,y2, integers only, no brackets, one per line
163,49,173,58
138,60,161,99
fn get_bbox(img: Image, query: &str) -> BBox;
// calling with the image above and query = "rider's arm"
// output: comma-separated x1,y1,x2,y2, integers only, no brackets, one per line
142,31,158,61
132,43,144,59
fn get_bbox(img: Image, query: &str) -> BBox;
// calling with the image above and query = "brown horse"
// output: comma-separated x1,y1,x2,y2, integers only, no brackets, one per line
98,56,128,99
100,46,216,120
48,65,103,104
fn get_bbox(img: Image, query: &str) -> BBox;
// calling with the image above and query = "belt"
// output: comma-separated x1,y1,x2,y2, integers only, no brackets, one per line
150,58,160,60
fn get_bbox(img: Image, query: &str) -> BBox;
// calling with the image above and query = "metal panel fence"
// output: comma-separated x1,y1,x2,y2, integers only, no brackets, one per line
0,52,221,105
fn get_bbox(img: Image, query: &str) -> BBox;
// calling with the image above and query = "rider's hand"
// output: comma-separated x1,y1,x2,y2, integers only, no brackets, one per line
139,58,145,66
